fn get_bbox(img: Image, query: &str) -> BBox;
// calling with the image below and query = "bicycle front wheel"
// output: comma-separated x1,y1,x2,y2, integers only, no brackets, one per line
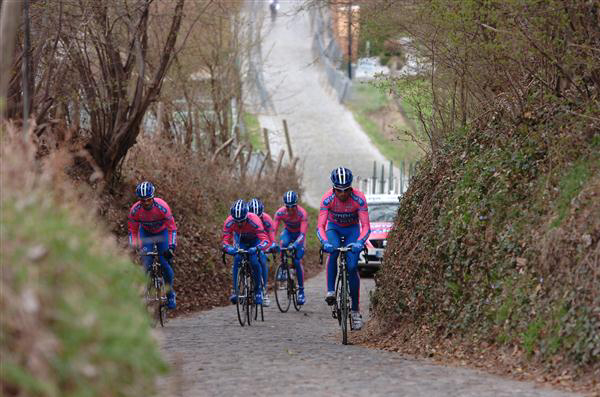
246,270,254,326
158,280,168,327
274,264,291,312
236,268,247,327
339,267,349,345
145,278,160,328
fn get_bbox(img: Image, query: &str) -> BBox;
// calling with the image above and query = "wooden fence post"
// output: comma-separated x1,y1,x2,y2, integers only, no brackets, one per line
262,128,272,166
257,154,268,181
283,119,294,160
274,149,285,180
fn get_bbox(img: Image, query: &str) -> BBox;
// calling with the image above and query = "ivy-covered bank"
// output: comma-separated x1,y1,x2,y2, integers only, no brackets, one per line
370,102,599,382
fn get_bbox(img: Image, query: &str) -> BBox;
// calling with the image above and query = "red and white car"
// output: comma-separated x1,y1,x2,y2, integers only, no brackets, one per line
358,194,400,274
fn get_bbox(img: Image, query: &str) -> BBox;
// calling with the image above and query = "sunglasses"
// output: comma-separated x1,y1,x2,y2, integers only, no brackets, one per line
285,204,297,209
333,187,351,193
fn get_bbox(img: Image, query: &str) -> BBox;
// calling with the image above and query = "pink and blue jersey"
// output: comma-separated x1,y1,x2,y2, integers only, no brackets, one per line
222,213,269,251
273,205,308,244
260,213,276,245
317,188,371,244
128,197,177,248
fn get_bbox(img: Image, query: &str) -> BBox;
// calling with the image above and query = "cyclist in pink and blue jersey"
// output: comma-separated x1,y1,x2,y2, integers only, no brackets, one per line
128,181,178,309
222,199,269,305
272,191,309,305
248,198,277,307
317,167,371,330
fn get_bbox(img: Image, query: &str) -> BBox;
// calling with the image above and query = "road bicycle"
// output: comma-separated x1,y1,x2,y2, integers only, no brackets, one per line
274,246,301,313
223,248,264,326
142,244,169,327
320,243,368,345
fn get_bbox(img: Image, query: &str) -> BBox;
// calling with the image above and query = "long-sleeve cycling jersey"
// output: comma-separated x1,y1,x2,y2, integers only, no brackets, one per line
222,213,269,251
260,213,276,245
128,197,177,248
317,188,371,245
273,205,308,244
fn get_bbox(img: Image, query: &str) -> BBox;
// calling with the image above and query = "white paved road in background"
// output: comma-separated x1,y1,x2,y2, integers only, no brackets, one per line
255,0,389,207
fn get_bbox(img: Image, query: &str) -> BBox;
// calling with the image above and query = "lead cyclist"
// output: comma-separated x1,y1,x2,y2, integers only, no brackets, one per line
317,167,371,330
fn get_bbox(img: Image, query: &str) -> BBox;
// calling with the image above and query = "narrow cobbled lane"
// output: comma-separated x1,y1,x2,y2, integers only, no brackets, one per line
157,270,579,397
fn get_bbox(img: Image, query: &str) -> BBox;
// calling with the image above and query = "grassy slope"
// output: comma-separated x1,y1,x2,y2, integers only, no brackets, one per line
1,188,165,396
347,82,423,164
242,112,265,151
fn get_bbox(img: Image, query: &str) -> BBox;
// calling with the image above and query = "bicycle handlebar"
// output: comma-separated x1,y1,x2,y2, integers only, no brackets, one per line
318,245,370,265
335,246,352,252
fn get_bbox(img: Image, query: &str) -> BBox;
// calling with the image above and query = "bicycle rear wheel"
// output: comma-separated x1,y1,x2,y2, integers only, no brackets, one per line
334,276,342,326
255,301,264,321
291,276,300,312
236,268,247,327
274,264,291,312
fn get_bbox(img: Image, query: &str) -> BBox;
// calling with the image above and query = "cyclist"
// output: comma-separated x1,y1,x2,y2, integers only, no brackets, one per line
317,167,371,330
269,0,279,21
128,181,178,310
222,199,269,305
248,197,277,307
272,190,308,305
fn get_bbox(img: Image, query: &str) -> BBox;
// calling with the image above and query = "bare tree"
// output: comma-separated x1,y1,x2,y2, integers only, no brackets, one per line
60,0,185,181
158,1,248,156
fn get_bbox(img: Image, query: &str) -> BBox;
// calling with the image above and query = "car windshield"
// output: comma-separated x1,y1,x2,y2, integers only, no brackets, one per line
368,203,399,222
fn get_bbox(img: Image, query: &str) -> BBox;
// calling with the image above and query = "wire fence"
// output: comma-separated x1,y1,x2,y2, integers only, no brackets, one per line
309,5,352,103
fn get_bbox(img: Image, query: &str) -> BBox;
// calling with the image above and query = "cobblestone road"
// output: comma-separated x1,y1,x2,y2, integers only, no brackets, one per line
157,270,579,397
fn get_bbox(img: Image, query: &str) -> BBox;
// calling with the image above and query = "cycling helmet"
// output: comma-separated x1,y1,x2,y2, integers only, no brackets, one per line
330,167,353,189
248,198,264,216
230,199,248,222
136,181,155,199
283,191,298,207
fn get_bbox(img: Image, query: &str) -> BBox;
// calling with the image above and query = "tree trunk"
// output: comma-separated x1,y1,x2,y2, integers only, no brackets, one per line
0,0,22,118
